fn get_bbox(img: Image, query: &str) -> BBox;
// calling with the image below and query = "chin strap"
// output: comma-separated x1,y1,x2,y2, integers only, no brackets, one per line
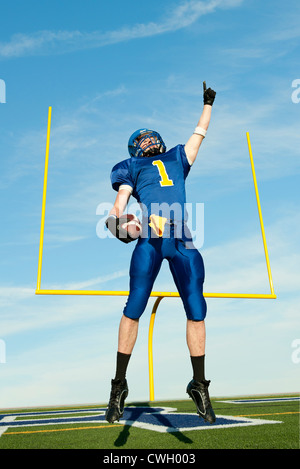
141,147,165,157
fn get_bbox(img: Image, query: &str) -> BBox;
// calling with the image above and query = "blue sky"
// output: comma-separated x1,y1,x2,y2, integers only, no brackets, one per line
0,0,299,408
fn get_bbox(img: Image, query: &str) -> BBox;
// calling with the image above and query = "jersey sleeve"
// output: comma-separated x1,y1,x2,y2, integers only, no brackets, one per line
176,144,191,179
110,158,134,192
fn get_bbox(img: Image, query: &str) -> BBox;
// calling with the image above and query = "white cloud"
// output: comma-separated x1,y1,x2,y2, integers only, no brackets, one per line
0,286,33,307
55,270,128,290
0,0,243,58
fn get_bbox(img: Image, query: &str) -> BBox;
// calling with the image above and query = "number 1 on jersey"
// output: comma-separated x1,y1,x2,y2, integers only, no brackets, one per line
152,160,174,187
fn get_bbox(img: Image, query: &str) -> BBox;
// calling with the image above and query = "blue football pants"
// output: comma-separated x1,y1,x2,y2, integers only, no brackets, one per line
123,234,207,321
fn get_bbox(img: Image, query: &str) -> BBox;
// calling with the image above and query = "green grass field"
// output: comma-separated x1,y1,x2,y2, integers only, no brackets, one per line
0,394,298,453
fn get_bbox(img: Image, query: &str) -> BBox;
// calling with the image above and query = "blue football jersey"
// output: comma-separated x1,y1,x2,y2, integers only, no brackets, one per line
110,145,191,223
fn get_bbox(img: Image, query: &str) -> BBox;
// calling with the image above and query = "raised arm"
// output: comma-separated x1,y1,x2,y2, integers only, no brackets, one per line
184,81,216,165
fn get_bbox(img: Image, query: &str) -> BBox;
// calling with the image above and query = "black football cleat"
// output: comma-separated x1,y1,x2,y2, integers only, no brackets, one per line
105,378,128,423
186,379,216,424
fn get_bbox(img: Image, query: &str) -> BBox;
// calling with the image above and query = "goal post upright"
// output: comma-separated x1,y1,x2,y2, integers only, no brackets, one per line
36,106,52,292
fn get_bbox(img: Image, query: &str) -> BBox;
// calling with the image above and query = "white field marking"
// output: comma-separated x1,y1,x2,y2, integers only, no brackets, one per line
0,406,282,437
216,397,300,404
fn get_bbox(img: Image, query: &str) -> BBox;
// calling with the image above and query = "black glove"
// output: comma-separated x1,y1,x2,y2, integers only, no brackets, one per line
105,215,135,244
203,81,216,106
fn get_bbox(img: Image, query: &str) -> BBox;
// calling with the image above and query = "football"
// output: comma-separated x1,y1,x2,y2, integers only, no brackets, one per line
119,214,142,240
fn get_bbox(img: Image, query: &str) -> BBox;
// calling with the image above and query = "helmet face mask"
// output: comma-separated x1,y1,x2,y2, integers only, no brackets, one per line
128,129,166,158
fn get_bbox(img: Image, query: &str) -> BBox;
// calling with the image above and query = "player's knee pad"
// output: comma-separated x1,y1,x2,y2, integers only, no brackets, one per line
185,296,207,321
122,307,143,320
122,287,149,320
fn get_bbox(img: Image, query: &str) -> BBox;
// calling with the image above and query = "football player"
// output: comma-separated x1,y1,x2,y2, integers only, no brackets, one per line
105,82,216,424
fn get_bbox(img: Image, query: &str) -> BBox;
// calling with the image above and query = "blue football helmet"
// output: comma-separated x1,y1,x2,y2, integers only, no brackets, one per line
128,129,166,158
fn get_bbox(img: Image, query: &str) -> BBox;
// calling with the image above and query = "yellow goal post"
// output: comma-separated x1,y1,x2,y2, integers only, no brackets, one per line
36,107,276,401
